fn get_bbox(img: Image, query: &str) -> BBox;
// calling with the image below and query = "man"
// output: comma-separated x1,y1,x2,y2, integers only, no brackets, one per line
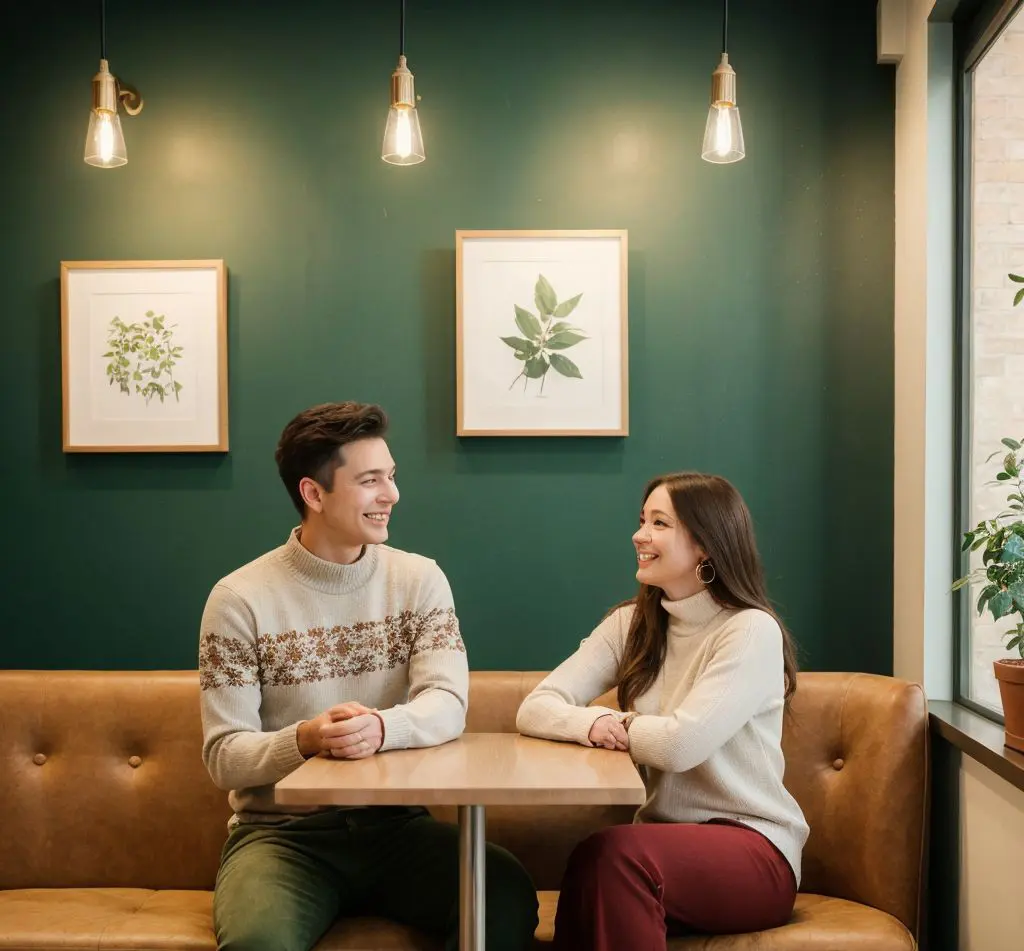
199,401,538,951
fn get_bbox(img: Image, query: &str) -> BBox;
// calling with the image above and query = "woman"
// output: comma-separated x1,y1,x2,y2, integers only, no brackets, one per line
516,472,808,950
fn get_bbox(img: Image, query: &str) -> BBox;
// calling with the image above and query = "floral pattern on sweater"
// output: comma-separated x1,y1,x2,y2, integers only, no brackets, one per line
199,607,463,689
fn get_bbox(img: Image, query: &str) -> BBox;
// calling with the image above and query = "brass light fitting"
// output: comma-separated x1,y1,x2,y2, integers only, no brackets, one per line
84,0,143,168
382,0,425,165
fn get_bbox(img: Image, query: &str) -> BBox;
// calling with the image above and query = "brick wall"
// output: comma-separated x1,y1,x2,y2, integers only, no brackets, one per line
970,13,1024,711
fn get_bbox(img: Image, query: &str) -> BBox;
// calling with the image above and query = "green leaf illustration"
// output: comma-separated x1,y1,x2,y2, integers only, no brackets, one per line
514,305,542,340
503,275,586,392
535,275,557,316
546,331,588,350
552,293,583,319
524,354,549,378
549,353,582,378
104,310,184,404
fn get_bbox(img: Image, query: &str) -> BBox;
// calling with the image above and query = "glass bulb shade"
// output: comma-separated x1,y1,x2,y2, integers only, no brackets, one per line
84,109,127,167
382,105,425,165
701,103,745,164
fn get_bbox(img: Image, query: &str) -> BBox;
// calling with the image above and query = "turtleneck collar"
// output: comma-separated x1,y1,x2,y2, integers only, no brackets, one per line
661,588,726,636
280,527,380,594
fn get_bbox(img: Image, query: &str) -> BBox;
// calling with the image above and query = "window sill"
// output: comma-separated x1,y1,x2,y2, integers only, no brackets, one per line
929,700,1024,793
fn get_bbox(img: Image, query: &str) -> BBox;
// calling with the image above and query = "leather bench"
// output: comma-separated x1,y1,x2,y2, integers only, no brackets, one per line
0,669,927,950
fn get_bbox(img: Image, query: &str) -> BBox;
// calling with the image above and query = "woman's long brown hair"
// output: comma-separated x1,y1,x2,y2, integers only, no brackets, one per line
616,472,798,712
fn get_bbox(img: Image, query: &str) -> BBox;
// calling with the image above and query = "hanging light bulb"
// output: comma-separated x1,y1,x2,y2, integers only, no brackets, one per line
85,60,128,167
84,0,143,169
701,0,745,164
382,0,425,166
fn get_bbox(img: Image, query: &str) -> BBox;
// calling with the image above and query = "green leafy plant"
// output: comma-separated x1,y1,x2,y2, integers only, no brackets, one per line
500,274,588,394
104,311,184,405
953,436,1024,659
1011,272,1024,307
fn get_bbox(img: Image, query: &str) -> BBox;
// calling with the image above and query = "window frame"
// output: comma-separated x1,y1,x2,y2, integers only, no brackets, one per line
953,0,1024,720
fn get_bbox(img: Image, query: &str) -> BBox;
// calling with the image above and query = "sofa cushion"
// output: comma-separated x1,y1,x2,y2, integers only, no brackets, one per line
0,889,213,950
0,889,915,951
535,891,916,950
0,889,440,951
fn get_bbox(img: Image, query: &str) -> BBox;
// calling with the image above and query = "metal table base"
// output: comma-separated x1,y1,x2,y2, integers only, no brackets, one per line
459,804,486,950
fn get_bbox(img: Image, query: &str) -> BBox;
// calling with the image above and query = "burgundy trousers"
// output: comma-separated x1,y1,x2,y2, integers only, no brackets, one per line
552,820,797,951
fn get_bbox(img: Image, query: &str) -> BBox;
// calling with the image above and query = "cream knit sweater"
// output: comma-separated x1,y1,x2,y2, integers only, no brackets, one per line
516,590,808,882
199,529,468,821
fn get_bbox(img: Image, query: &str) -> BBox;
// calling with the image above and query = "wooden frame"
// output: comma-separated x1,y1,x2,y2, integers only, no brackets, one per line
61,260,228,453
456,230,628,436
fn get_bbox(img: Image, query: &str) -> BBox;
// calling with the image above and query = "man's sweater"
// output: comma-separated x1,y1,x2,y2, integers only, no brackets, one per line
199,529,468,821
516,589,809,883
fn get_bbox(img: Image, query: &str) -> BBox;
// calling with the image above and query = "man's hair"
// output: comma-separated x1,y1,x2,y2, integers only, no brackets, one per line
275,402,390,517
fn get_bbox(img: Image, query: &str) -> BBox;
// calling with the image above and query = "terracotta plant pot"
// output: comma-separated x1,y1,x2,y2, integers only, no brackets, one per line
994,659,1024,753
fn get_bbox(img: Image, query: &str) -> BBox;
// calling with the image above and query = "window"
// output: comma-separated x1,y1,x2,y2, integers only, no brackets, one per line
958,0,1024,716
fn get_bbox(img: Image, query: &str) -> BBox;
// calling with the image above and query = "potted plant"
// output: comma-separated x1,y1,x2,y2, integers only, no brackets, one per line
954,440,1024,751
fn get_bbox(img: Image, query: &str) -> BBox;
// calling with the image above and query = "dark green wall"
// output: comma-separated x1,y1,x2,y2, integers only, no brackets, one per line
0,0,893,673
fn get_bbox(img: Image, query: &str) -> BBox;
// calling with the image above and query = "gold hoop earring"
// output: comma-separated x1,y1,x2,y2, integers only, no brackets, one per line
696,561,716,585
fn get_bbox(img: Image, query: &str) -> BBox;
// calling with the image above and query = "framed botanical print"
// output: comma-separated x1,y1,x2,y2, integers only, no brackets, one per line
456,230,628,436
61,259,228,452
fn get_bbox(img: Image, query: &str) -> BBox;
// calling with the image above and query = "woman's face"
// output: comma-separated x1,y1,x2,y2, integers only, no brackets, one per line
632,483,707,601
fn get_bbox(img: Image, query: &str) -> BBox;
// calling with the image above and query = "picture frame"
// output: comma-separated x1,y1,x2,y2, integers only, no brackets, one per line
456,230,628,436
60,260,228,452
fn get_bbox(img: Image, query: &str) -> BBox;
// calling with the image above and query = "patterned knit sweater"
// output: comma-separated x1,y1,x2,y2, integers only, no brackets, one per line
198,529,468,821
516,590,809,883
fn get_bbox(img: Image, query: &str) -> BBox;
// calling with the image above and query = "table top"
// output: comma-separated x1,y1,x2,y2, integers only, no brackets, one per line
275,732,647,807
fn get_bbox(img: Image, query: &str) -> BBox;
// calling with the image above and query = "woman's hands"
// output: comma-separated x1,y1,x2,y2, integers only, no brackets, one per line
588,713,629,751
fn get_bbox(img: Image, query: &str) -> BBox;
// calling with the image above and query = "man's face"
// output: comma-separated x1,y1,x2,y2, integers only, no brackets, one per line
301,438,399,547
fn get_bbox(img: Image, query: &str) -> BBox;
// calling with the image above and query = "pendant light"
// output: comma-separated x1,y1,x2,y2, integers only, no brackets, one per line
381,0,425,165
84,0,143,168
701,0,745,164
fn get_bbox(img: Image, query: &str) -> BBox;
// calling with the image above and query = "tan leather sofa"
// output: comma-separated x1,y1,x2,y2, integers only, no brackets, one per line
0,670,926,950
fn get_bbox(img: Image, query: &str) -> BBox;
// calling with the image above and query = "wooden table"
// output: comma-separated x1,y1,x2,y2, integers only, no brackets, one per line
275,733,646,951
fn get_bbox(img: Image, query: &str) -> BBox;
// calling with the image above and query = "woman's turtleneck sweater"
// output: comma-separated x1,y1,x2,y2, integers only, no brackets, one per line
198,528,468,822
516,590,808,883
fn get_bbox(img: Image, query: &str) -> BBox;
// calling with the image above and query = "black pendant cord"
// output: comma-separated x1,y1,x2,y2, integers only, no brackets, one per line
722,0,729,55
100,0,107,60
400,0,405,56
